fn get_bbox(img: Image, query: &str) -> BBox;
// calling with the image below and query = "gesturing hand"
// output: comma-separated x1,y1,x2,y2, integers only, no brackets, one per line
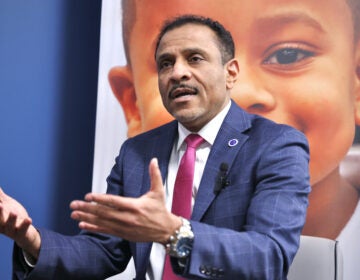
70,158,182,244
0,188,41,258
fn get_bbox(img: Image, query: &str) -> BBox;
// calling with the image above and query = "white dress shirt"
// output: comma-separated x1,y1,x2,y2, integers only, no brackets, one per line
147,101,231,280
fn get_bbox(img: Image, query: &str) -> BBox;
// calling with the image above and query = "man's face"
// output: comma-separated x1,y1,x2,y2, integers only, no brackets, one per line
155,24,237,132
111,0,360,185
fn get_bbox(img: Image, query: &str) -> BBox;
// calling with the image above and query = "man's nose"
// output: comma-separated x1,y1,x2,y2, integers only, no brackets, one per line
232,69,276,115
170,61,191,82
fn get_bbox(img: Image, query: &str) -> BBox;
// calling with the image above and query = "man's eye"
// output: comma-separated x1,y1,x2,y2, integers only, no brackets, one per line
189,56,203,63
158,60,172,70
264,48,314,65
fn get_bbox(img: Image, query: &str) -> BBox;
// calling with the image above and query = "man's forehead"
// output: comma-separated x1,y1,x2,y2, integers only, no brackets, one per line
155,24,218,57
159,23,215,43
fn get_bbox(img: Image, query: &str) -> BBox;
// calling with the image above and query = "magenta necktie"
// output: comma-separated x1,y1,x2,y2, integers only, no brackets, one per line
162,134,204,280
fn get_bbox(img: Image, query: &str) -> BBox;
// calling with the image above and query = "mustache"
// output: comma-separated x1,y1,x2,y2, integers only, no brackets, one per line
169,84,198,98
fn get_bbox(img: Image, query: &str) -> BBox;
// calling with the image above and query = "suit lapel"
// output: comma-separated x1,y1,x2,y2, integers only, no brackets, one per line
133,121,178,277
136,121,178,195
192,102,252,221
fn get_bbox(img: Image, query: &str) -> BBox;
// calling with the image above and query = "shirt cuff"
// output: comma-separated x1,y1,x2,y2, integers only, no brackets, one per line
22,249,37,268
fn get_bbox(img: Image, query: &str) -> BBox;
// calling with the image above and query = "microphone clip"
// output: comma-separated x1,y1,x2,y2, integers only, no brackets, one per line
214,162,230,194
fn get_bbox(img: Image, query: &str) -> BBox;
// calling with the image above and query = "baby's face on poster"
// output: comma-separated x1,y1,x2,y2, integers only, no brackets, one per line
113,0,360,186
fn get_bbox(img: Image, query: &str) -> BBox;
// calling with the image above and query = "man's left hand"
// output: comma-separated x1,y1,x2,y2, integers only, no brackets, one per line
70,158,182,244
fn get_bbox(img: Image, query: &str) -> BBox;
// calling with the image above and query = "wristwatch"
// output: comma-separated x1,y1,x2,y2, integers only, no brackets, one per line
166,218,194,258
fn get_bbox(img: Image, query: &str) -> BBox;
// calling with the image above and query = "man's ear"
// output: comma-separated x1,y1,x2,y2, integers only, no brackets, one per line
108,66,142,137
225,59,239,90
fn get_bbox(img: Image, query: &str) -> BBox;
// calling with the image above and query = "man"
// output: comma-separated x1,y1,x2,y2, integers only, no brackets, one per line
1,15,309,279
106,1,360,278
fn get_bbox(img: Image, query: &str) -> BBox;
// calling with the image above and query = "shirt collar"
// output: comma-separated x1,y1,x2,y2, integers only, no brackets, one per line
177,101,231,151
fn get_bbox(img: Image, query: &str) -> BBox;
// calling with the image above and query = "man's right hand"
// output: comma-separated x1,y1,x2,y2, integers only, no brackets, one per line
0,187,41,260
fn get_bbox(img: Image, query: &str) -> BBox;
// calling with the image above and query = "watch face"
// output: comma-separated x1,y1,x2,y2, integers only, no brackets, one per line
176,237,193,258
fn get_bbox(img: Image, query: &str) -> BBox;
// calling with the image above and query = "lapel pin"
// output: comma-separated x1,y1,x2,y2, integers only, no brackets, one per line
228,139,239,147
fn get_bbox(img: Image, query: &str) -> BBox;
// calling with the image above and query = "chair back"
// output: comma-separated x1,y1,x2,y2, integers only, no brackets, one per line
288,235,343,280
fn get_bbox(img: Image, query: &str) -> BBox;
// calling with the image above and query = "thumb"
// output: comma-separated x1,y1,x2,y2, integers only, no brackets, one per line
149,158,164,196
0,187,6,200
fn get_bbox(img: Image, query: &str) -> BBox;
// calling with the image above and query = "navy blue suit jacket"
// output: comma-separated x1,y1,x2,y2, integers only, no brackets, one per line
13,101,310,279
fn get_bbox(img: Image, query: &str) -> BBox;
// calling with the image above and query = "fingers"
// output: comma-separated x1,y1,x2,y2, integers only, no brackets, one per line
73,193,134,213
77,221,105,233
70,198,131,225
0,204,7,225
70,207,109,232
71,211,117,233
84,193,126,209
149,158,165,197
70,201,132,237
6,212,32,237
0,187,5,202
0,204,32,239
0,187,10,201
70,200,103,216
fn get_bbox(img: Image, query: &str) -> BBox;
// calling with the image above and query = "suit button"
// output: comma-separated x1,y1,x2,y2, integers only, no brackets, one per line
199,265,206,274
205,267,212,276
199,265,212,275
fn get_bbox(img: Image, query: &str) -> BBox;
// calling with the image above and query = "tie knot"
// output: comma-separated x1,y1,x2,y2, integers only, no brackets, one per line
185,134,204,149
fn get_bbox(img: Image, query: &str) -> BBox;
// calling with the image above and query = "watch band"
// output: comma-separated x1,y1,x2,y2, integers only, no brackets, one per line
166,218,194,258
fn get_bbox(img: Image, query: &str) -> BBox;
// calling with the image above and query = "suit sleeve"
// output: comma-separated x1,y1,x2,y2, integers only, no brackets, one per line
12,229,131,280
12,142,132,280
179,127,310,279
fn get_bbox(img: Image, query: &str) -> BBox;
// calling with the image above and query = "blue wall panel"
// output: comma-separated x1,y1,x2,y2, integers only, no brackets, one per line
0,1,101,278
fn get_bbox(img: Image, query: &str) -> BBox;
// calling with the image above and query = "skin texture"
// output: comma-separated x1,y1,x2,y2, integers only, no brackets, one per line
0,188,40,258
109,0,360,238
155,24,238,132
